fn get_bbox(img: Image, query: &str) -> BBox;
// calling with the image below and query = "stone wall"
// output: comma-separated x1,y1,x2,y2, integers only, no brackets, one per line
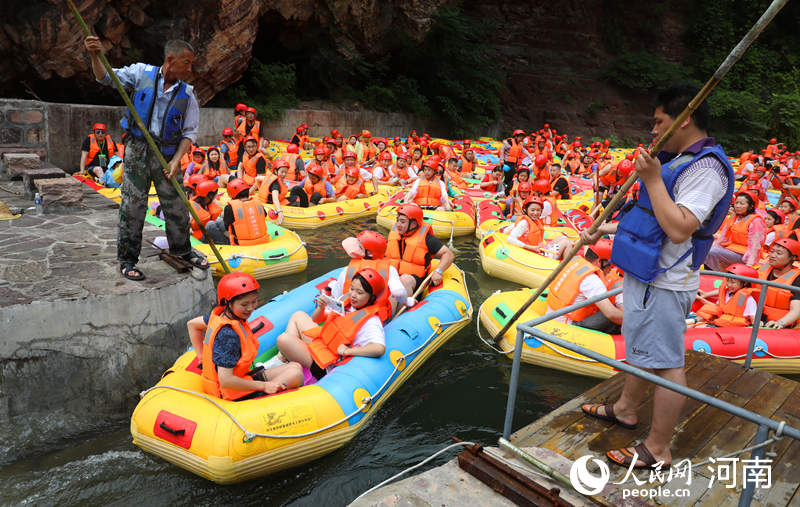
0,99,49,161
0,98,428,171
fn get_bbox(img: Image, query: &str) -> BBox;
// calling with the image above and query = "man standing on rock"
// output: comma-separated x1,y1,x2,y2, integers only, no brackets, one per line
84,36,207,281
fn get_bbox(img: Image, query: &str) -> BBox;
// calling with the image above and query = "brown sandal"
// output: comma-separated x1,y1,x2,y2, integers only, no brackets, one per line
607,443,670,469
581,403,637,429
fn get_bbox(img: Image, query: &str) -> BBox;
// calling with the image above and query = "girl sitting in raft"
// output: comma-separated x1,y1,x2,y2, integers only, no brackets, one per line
504,167,531,217
200,146,227,183
187,272,303,400
762,209,787,257
705,190,765,271
272,268,388,382
505,197,572,259
694,264,758,327
480,165,506,196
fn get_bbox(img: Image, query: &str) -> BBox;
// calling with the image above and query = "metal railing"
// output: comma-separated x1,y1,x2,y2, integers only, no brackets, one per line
501,270,800,507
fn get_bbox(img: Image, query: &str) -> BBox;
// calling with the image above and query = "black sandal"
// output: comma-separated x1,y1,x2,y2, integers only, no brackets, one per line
120,263,145,281
182,251,210,270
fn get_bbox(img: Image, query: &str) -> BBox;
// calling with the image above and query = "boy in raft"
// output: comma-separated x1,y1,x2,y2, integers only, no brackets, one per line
336,230,416,315
335,167,370,201
548,163,571,200
219,128,238,169
758,238,800,329
387,203,455,295
189,180,222,240
506,181,533,218
79,122,117,180
506,196,572,259
203,178,271,246
188,272,303,400
500,129,531,193
545,238,624,334
480,166,506,196
695,264,758,327
255,159,289,225
286,165,335,207
236,136,269,187
372,151,399,185
271,268,388,381
458,147,478,179
405,159,453,211
392,153,417,186
182,148,206,179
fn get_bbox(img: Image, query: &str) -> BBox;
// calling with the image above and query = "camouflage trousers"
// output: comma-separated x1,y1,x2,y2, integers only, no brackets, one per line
117,137,190,265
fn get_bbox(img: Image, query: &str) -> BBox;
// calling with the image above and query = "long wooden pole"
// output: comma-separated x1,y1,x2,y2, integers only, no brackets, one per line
67,0,231,273
492,0,789,343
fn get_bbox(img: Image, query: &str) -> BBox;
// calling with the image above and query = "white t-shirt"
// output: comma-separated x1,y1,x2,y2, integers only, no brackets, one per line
547,273,623,324
765,230,776,249
372,166,394,181
652,151,730,291
322,308,385,373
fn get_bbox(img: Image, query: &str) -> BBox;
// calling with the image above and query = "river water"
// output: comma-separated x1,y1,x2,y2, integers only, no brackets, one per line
1,217,598,506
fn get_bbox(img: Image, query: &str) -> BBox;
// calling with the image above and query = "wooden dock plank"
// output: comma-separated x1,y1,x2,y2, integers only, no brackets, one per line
759,412,800,507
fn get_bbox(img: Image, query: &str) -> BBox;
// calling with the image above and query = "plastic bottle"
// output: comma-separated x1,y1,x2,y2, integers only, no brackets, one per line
34,193,43,215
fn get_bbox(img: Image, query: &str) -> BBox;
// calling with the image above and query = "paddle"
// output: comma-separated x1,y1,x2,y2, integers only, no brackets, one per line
67,0,231,274
395,270,435,318
491,0,790,343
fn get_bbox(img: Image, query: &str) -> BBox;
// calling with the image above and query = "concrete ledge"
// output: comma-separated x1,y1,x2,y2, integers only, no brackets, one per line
22,167,66,198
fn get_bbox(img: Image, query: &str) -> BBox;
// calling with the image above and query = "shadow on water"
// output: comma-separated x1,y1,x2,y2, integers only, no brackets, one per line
0,217,599,505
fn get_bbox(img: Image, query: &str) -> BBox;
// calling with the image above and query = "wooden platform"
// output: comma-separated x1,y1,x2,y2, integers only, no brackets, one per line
511,351,800,506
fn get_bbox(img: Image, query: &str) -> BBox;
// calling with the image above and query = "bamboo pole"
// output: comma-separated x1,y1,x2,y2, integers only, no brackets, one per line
67,0,231,274
492,0,789,342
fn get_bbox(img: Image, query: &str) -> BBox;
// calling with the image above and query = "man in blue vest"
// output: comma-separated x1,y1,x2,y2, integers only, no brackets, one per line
580,83,734,469
85,36,205,281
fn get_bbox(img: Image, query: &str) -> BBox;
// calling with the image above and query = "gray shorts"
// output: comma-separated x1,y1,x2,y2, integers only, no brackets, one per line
621,275,693,369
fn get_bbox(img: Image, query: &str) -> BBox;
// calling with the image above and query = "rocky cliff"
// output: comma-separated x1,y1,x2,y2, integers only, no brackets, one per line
1,0,686,139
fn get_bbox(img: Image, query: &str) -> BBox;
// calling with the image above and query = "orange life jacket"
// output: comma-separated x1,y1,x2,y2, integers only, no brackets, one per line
303,175,328,198
362,144,377,163
757,263,800,322
506,139,523,164
514,215,544,246
282,153,302,181
765,144,778,159
696,280,755,327
719,214,763,254
415,178,443,208
335,177,367,199
201,308,260,400
303,302,383,369
234,115,245,129
200,160,226,180
546,256,610,322
237,120,261,143
342,258,393,322
446,169,467,188
240,151,266,186
386,223,433,278
227,198,270,246
189,199,211,240
375,165,394,182
87,134,116,164
258,174,289,205
180,148,194,171
220,138,238,166
460,156,474,173
762,224,789,257
541,195,559,226
393,164,411,181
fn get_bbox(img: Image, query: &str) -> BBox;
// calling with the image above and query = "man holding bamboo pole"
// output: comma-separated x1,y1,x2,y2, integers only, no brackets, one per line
580,83,734,468
84,36,206,281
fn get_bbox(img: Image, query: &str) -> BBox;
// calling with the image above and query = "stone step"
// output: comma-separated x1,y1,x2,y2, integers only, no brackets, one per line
34,177,83,208
2,152,41,179
22,167,66,198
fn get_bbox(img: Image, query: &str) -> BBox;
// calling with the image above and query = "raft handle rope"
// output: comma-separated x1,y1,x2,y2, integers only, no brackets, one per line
140,267,473,441
491,233,569,271
205,236,306,265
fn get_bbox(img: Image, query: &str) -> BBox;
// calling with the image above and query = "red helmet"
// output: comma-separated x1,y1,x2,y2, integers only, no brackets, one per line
301,123,308,129
735,189,759,205
396,153,409,161
394,136,401,142
242,136,258,145
725,263,758,280
781,195,798,210
512,129,525,136
420,139,429,147
430,141,440,150
534,154,548,168
617,159,634,176
397,203,424,226
307,165,324,179
246,106,257,115
297,126,304,134
587,238,613,260
423,158,438,170
222,128,234,136
354,267,386,297
767,208,786,223
346,166,360,178
543,123,550,129
361,130,372,138
379,151,393,161
773,238,800,256
532,179,550,193
331,128,340,137
92,123,107,131
192,148,205,158
273,159,289,170
217,272,260,305
357,230,387,259
770,138,778,144
226,178,249,199
625,152,635,160
522,196,543,211
286,144,299,154
195,180,219,198
235,103,247,112
572,141,581,148
603,139,610,146
186,174,206,191
343,149,357,159
313,146,326,156
462,139,471,146
517,181,533,193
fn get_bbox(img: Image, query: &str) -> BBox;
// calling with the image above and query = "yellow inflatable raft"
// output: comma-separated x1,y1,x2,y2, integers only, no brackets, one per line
474,198,580,240
261,188,396,230
376,192,476,238
130,264,472,483
479,231,570,288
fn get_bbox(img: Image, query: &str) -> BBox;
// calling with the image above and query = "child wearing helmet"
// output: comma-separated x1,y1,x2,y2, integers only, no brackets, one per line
203,178,271,245
695,264,758,327
758,238,800,329
405,159,452,211
706,190,765,270
187,272,303,400
544,238,624,333
392,153,417,186
189,180,222,240
236,137,268,187
80,122,118,180
272,268,388,381
280,144,306,182
220,127,238,168
286,164,335,207
100,155,124,188
506,196,572,259
236,106,260,148
372,151,398,185
335,166,369,200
